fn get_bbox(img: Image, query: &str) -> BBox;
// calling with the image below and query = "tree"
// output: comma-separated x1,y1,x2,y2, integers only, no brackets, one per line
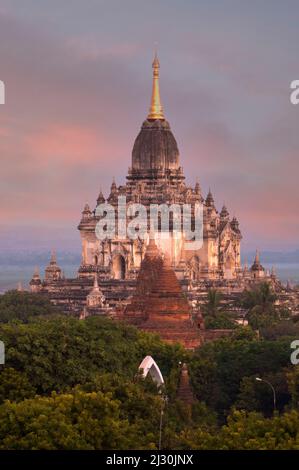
78,372,163,440
231,326,256,341
235,370,290,415
241,282,277,312
201,289,237,330
0,390,152,449
204,314,236,330
0,367,36,404
201,289,223,318
261,320,299,341
0,291,60,323
216,409,299,450
0,316,184,398
171,409,299,450
241,283,279,329
286,366,299,408
190,337,292,419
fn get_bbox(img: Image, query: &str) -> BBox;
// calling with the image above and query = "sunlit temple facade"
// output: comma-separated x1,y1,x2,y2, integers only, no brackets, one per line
77,53,242,283
29,55,284,338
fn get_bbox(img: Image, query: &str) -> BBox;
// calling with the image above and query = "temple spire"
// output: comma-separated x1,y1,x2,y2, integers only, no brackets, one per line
50,250,57,264
147,51,165,120
93,273,99,291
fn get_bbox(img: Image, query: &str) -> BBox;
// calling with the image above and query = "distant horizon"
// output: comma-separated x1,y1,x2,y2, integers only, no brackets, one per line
1,242,299,294
1,244,299,257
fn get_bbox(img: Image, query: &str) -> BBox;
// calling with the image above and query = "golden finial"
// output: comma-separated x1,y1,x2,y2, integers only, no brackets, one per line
147,50,165,120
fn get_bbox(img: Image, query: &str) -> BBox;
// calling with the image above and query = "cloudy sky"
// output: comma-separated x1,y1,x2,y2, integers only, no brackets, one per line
0,0,298,252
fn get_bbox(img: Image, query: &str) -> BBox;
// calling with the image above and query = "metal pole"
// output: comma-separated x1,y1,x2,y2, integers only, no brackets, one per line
158,400,164,450
158,395,168,450
263,379,276,412
256,377,276,413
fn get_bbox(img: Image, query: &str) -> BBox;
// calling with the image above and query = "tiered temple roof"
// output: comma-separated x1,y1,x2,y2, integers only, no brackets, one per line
123,239,202,349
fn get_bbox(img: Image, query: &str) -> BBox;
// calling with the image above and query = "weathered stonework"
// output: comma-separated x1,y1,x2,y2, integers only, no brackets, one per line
29,56,299,344
122,239,202,349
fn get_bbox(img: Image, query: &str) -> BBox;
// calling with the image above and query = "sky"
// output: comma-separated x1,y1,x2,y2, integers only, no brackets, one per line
0,0,298,253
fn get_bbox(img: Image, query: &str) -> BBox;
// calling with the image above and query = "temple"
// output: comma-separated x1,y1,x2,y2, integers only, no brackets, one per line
77,52,242,282
122,238,202,349
29,54,296,347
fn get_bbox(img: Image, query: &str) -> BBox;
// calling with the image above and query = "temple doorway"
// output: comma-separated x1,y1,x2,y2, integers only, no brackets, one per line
112,255,126,280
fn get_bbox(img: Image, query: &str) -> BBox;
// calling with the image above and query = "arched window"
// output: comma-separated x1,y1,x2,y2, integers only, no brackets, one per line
112,254,126,279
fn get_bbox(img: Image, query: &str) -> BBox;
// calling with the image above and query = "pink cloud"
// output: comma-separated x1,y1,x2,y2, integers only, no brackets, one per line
0,7,298,252
24,124,102,166
66,37,140,62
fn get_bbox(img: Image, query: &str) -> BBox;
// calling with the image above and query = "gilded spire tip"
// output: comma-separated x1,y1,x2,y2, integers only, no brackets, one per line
147,50,164,120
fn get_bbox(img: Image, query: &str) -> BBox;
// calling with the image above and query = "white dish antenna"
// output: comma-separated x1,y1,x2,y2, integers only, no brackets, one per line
138,355,164,387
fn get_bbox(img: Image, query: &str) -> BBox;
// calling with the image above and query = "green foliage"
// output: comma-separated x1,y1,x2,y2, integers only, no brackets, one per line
0,316,184,396
0,367,36,404
214,409,299,450
246,305,280,330
170,409,299,450
201,289,237,330
279,307,292,319
241,282,277,311
161,400,217,449
190,337,292,419
201,289,223,317
241,283,280,329
0,314,187,450
0,389,155,450
77,372,162,440
286,366,299,408
234,376,260,412
0,383,220,450
230,326,257,341
0,290,298,450
204,313,237,330
168,427,214,450
0,291,60,323
235,370,290,415
260,320,299,340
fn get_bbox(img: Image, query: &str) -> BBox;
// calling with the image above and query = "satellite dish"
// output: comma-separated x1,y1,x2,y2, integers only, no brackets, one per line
138,355,164,387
